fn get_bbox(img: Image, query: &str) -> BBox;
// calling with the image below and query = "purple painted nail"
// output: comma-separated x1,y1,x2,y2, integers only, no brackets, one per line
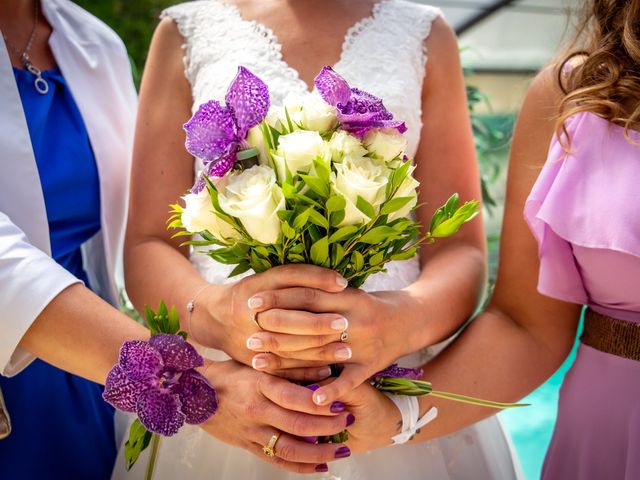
307,384,320,392
302,436,318,444
330,401,346,413
334,446,351,458
315,463,329,473
346,413,355,427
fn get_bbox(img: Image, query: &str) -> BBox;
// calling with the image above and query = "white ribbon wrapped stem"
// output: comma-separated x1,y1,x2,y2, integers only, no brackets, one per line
383,393,438,445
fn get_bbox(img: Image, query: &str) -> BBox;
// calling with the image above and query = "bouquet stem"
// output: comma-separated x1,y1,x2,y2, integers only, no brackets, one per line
145,434,161,480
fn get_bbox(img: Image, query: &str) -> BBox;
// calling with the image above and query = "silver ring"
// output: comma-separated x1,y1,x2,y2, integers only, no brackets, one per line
250,311,262,329
340,330,348,342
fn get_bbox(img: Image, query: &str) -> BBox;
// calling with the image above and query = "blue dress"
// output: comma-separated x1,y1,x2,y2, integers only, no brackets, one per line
0,68,116,479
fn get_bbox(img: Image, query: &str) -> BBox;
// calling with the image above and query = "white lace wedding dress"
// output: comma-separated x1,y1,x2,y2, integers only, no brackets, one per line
113,1,521,478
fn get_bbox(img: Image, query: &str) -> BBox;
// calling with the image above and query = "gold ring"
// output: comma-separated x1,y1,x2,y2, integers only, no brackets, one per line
250,311,262,329
262,432,281,457
340,330,348,342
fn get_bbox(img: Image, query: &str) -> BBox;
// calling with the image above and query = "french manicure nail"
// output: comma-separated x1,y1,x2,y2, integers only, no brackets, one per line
336,275,348,288
346,413,355,427
330,401,346,413
247,296,263,309
334,446,351,459
315,464,329,473
302,436,318,444
335,347,352,360
318,367,332,378
330,316,348,331
246,337,263,350
314,392,327,405
251,357,268,369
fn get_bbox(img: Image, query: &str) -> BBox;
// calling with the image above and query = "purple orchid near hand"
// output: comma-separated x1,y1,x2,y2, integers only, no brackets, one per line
314,66,406,137
184,66,270,191
103,334,217,436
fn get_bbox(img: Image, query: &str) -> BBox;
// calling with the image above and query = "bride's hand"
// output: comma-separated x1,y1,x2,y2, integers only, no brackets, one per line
336,382,400,453
193,264,348,375
199,360,354,473
244,286,422,405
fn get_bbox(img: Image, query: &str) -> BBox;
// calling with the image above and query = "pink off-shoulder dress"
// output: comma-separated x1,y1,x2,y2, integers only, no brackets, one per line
524,111,640,479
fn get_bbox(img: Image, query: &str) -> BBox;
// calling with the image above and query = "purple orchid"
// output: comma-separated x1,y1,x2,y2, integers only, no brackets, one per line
314,66,406,137
184,66,270,191
374,363,423,380
103,334,217,436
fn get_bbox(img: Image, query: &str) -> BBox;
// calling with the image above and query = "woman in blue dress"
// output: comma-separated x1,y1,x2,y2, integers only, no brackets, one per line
0,1,143,478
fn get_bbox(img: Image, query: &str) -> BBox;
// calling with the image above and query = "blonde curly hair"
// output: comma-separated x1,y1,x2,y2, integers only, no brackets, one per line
556,0,640,141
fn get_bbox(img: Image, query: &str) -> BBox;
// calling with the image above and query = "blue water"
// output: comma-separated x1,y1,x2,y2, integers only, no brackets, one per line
500,317,583,480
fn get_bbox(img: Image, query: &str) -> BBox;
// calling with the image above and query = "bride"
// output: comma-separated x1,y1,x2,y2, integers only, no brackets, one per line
115,0,520,478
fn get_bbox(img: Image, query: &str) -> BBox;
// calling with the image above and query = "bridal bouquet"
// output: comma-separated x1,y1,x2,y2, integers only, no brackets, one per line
170,66,523,436
170,66,479,287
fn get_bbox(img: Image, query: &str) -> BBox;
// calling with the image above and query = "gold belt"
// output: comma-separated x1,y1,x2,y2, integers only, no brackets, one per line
581,309,640,362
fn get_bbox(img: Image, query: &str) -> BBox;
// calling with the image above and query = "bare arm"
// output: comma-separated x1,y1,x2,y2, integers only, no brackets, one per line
19,283,148,384
409,66,582,439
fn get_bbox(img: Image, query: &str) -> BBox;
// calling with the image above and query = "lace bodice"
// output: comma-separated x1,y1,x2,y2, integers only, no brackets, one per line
163,0,442,353
162,0,441,160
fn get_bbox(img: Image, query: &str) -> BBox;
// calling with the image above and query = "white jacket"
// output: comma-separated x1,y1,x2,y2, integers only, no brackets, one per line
0,0,137,376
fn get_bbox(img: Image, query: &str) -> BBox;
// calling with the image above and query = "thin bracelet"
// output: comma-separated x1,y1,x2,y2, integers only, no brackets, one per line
186,283,214,344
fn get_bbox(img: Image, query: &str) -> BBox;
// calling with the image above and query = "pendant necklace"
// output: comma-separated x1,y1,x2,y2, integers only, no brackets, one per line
2,1,49,95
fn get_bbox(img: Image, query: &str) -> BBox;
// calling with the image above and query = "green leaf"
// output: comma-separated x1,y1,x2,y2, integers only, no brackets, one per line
287,253,306,263
124,419,153,471
352,251,364,271
144,305,158,334
299,174,330,198
313,158,331,184
329,225,359,243
443,193,460,217
282,221,296,239
431,201,480,238
310,236,329,265
308,224,323,243
167,306,180,334
355,196,375,220
284,107,295,133
282,182,297,199
326,195,346,213
292,208,312,231
331,243,345,268
380,196,415,215
390,246,418,261
329,210,346,227
289,242,305,254
307,208,329,229
429,207,447,233
358,226,398,244
229,261,252,277
370,251,385,266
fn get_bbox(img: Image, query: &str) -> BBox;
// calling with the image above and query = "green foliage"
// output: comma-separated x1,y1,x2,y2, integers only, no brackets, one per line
144,300,184,336
74,0,175,87
124,419,152,471
171,156,479,288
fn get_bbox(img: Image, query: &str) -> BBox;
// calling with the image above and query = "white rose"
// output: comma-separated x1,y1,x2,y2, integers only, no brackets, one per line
181,190,240,241
332,156,389,225
272,130,329,179
328,131,368,162
218,165,285,244
388,164,420,221
298,92,338,132
363,129,408,163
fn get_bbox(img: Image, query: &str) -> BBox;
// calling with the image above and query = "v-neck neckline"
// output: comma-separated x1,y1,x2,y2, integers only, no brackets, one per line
218,0,392,92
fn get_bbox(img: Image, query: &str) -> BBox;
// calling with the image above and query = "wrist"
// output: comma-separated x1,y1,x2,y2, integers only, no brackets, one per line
187,283,228,349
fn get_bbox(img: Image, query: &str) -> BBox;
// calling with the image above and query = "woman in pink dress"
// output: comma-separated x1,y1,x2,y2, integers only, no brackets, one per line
244,0,640,477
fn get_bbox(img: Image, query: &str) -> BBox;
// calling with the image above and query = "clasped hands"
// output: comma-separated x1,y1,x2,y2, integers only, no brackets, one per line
196,265,420,472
